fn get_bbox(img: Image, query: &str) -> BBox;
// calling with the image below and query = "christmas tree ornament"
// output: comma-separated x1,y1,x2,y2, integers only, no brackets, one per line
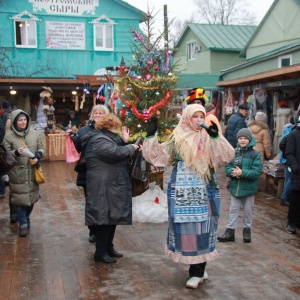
115,8,179,137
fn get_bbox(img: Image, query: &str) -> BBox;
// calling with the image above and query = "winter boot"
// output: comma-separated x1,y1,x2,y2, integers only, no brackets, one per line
9,195,17,224
243,227,251,243
217,228,235,242
286,222,296,234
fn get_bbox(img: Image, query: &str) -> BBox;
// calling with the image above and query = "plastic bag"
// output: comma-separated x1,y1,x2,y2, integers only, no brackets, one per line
65,135,80,164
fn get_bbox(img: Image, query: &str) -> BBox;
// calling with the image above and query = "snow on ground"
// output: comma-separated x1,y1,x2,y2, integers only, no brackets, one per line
132,183,168,223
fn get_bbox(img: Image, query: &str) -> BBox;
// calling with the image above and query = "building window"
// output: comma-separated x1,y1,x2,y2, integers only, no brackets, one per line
15,21,37,47
10,11,40,48
90,15,117,51
278,55,292,68
187,42,196,61
94,24,113,50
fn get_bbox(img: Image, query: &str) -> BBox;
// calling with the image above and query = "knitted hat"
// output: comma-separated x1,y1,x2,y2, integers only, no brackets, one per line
184,87,209,106
13,113,27,130
2,100,9,109
15,113,27,121
255,111,267,123
237,128,252,141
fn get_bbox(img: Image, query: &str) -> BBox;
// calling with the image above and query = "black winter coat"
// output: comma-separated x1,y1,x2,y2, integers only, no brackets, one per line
83,129,136,225
286,126,300,191
72,121,95,187
224,112,247,148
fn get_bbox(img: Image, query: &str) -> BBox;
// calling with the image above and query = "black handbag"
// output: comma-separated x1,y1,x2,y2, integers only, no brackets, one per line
131,151,149,197
0,144,17,176
74,155,87,173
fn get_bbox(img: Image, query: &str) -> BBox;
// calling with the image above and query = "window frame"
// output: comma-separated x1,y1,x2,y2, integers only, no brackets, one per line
10,11,40,48
187,42,196,61
89,15,117,52
278,54,292,68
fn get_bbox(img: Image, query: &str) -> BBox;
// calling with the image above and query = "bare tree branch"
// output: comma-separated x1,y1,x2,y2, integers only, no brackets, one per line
193,0,257,25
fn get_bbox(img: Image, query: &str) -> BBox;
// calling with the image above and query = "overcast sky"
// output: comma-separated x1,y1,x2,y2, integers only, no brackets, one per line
124,0,274,31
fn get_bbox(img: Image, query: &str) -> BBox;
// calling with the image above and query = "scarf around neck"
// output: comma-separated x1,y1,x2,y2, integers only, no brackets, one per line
169,104,211,178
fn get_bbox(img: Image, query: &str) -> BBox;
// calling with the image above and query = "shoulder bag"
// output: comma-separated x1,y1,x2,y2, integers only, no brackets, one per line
19,136,46,184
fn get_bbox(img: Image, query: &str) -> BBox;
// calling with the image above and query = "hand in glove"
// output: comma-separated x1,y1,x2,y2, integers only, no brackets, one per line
34,151,43,160
146,116,158,137
198,121,219,138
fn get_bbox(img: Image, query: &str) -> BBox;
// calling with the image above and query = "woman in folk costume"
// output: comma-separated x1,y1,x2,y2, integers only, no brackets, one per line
142,104,235,289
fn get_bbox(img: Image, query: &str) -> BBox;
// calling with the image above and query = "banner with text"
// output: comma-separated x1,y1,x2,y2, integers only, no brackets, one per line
46,21,85,49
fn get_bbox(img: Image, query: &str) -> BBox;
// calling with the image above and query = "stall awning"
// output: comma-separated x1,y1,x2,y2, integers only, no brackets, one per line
74,74,118,86
216,64,300,87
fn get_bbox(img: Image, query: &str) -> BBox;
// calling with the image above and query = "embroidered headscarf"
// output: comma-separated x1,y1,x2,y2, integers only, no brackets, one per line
170,104,211,177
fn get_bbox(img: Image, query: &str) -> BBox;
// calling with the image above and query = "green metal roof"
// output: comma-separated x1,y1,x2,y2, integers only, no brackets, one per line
221,40,300,75
175,73,220,90
176,24,256,51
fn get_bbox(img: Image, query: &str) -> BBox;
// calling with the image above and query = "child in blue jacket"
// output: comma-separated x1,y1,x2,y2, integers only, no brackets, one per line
218,128,262,243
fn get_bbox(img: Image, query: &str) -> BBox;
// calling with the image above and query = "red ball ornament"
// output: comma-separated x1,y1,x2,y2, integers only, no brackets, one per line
113,93,118,100
120,108,126,117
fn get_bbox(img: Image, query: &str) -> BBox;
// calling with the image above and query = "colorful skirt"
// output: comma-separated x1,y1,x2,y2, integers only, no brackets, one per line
165,161,221,264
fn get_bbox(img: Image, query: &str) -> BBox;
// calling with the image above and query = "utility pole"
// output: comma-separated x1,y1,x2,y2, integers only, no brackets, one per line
164,5,168,49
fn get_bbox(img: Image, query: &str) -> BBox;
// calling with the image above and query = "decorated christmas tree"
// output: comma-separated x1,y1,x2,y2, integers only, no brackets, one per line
115,9,179,140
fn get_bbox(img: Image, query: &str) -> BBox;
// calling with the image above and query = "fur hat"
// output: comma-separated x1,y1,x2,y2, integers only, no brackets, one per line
255,111,267,123
2,100,9,109
184,87,209,106
237,128,252,141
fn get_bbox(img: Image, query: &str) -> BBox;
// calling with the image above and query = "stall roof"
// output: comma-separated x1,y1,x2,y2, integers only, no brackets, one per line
216,63,300,87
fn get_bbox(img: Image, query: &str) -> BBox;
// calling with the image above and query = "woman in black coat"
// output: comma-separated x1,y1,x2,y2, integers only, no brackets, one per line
82,114,139,263
71,104,109,243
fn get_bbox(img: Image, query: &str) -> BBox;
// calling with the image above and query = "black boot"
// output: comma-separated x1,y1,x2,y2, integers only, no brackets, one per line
286,222,296,234
217,228,235,242
9,196,17,223
243,227,251,243
280,198,289,206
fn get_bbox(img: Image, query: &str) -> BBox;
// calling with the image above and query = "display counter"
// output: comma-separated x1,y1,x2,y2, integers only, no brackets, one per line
44,133,66,161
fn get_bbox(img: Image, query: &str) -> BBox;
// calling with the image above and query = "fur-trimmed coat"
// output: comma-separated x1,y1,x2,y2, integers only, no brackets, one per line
248,120,271,163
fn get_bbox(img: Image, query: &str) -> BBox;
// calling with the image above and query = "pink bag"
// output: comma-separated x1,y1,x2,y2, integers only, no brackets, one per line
65,135,80,164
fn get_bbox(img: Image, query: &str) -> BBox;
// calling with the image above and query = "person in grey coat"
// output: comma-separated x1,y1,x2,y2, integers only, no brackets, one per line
82,114,139,263
3,110,45,237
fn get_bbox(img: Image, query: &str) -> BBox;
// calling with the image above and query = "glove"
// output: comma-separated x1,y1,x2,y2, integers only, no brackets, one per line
34,151,43,160
198,121,218,138
146,116,158,137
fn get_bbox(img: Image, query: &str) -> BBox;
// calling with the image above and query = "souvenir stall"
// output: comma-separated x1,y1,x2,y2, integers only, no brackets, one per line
222,84,300,199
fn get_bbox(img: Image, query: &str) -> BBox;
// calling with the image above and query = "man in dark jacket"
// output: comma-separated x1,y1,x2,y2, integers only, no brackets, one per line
224,104,249,148
285,116,300,234
1,100,13,127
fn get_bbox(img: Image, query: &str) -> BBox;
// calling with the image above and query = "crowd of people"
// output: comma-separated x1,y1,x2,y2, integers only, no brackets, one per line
1,89,300,289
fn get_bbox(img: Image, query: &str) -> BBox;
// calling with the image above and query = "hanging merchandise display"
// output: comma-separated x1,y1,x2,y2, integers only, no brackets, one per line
224,87,235,115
